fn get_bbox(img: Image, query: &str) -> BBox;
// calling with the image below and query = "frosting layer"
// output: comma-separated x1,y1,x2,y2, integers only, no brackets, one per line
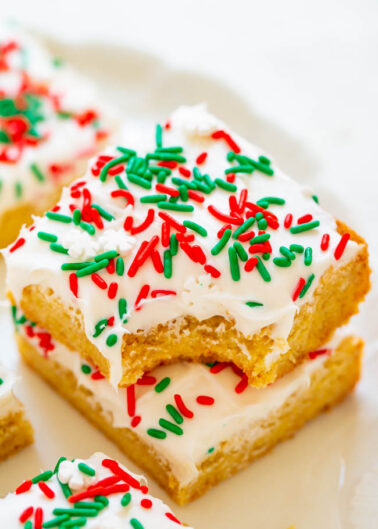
0,363,21,419
5,104,360,385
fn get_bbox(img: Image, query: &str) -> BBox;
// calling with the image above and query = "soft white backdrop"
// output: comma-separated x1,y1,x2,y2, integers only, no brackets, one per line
0,2,377,528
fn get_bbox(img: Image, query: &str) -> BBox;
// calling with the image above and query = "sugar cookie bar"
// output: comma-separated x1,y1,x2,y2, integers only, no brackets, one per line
0,452,191,527
0,363,33,461
14,309,362,504
0,25,117,247
5,105,369,388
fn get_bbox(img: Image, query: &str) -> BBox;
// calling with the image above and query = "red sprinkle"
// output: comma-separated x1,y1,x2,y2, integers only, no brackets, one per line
334,233,350,260
34,507,43,529
158,212,186,232
292,277,306,301
151,250,164,273
101,458,142,489
141,499,152,509
156,183,179,197
38,481,55,499
235,373,248,394
91,273,107,290
135,284,150,310
321,233,330,251
158,160,177,169
284,213,293,229
297,214,313,225
244,257,258,272
69,483,130,503
309,348,331,359
196,395,215,406
165,512,182,525
126,384,136,417
111,189,135,207
178,166,191,178
137,374,157,385
226,172,235,183
19,506,33,523
151,289,176,298
210,362,228,374
69,273,79,298
91,370,105,380
196,152,207,165
211,129,241,153
217,224,232,238
16,480,32,494
174,394,194,419
87,476,120,490
9,237,25,253
161,222,170,247
204,264,221,278
130,209,155,235
108,282,118,300
187,190,205,203
208,205,243,225
131,416,141,428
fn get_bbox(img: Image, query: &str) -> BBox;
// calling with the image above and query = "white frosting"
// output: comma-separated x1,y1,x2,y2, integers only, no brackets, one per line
18,319,349,487
4,104,361,385
0,24,117,214
0,452,189,528
0,364,21,419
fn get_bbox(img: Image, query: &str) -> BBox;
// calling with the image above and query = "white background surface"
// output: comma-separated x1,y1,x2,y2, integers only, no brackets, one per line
0,1,377,528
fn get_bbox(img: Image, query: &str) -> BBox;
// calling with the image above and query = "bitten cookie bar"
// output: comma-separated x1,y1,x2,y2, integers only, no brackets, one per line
5,105,369,388
0,452,191,528
0,25,117,248
14,309,362,504
0,363,33,461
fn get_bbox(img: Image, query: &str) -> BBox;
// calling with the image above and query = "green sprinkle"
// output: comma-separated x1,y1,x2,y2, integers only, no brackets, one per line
163,250,172,278
121,492,131,507
256,257,271,282
171,177,197,189
37,231,58,243
92,204,115,221
156,123,163,148
290,220,320,234
170,233,178,256
95,496,109,507
106,334,118,347
116,257,125,276
61,518,87,527
100,155,129,182
93,318,108,338
208,447,215,454
95,250,118,262
53,456,67,474
61,262,92,271
81,364,91,374
225,165,254,174
130,519,144,529
140,194,167,203
312,194,319,204
155,377,171,393
211,229,232,256
76,259,109,277
0,129,10,143
228,246,240,281
290,244,304,253
115,174,128,189
78,462,96,476
52,507,99,517
72,209,81,225
259,155,271,165
233,241,248,261
246,301,263,307
232,217,255,239
273,257,291,267
159,418,183,435
79,221,95,235
15,181,22,198
30,163,45,182
249,234,270,245
116,146,137,157
183,220,207,237
179,185,188,201
147,152,186,163
127,173,152,189
156,146,183,153
157,202,194,212
256,196,285,206
74,501,104,510
25,521,32,529
299,273,315,298
255,212,264,220
57,478,72,499
43,514,70,527
258,218,268,230
214,178,237,192
0,378,3,385
147,428,167,439
279,246,296,260
50,243,69,255
304,247,313,266
166,404,183,424
46,212,72,224
32,470,53,484
118,298,127,320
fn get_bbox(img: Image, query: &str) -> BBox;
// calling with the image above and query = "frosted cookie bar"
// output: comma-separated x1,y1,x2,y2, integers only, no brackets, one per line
4,105,369,388
0,363,33,461
14,308,362,504
0,452,190,527
0,25,117,247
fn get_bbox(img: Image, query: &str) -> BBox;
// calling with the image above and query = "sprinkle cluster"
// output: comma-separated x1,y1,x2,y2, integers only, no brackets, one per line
13,456,182,528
